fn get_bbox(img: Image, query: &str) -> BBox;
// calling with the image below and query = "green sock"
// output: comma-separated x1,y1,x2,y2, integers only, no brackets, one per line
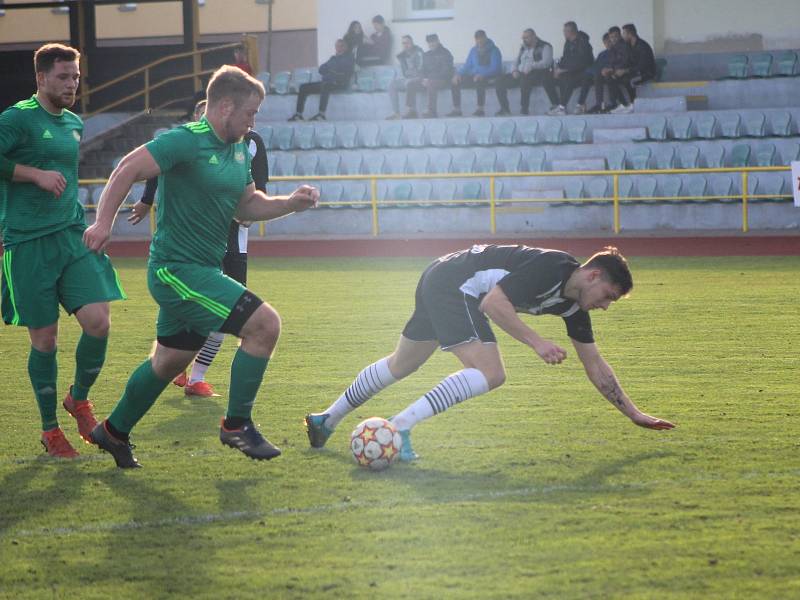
107,359,170,434
28,347,58,431
72,332,108,401
227,349,269,420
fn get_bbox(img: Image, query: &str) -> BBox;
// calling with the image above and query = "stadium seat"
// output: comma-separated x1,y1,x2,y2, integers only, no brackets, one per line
356,70,376,92
339,152,363,175
434,181,457,202
750,54,773,78
695,114,718,139
527,148,546,171
266,183,278,197
563,179,583,200
770,111,792,137
274,153,297,176
743,112,766,137
776,51,798,76
320,183,344,204
317,153,341,176
429,150,453,174
678,145,700,169
727,55,749,79
290,68,313,93
384,153,408,174
729,144,751,167
271,71,292,95
670,115,692,140
404,122,425,147
606,148,626,171
647,116,668,141
296,154,319,176
566,119,587,143
386,182,412,203
475,149,496,173
713,176,735,202
705,145,725,168
267,153,276,175
379,122,403,147
471,120,493,145
275,126,294,150
495,120,517,145
543,119,563,144
637,177,657,199
315,124,337,149
257,125,273,148
407,153,430,174
78,186,91,206
587,178,608,199
497,148,522,172
686,176,708,200
461,181,483,201
451,150,476,173
362,153,386,174
654,58,668,81
412,181,433,203
426,121,447,146
618,177,634,198
752,175,786,202
755,143,777,166
791,143,800,162
519,120,539,144
661,176,682,198
342,182,368,205
374,66,397,91
719,113,741,138
629,146,651,170
354,123,378,148
654,146,676,170
295,125,315,150
337,123,359,148
111,155,123,169
256,71,271,91
447,121,470,146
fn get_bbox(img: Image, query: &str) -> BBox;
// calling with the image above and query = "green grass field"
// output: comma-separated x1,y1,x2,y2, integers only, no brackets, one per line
0,256,798,599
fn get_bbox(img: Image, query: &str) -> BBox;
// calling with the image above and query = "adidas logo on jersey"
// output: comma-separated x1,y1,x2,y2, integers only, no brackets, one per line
209,155,219,165
42,130,53,139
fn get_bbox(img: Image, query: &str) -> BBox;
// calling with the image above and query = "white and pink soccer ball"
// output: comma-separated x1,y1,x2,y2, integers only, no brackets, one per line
350,417,402,471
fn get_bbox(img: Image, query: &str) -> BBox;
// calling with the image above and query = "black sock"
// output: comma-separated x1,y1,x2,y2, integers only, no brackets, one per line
105,420,130,442
223,416,251,430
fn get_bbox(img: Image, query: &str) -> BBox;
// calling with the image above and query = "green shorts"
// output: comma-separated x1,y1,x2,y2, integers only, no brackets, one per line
147,261,248,340
2,226,126,329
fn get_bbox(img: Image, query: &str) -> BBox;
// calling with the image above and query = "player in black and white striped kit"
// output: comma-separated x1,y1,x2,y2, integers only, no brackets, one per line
305,244,675,461
128,99,269,396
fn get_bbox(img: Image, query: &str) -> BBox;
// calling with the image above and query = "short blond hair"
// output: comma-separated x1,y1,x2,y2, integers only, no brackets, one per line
206,65,265,107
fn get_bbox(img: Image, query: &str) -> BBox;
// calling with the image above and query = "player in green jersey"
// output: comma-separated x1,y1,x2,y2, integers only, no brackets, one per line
83,65,318,468
0,44,126,458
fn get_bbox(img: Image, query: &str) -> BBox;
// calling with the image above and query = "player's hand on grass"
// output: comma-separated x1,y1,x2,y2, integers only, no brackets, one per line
288,185,319,212
631,411,675,430
127,201,151,225
533,338,567,365
36,169,67,198
83,222,112,253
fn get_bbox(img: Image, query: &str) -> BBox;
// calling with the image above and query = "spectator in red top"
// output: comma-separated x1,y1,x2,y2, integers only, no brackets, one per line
232,45,254,76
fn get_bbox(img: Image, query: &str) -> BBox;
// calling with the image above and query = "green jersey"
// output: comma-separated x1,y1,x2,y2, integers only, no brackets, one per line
145,117,253,267
0,95,84,247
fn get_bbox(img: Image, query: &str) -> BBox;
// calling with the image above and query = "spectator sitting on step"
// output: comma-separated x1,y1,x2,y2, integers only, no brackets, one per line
576,32,612,114
592,26,632,113
449,29,503,117
289,39,354,121
608,23,656,114
402,33,454,119
544,21,594,115
386,35,424,120
357,15,394,67
495,28,553,116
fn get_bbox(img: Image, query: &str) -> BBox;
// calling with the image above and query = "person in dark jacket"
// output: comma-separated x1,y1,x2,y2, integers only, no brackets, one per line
608,23,656,113
593,26,632,113
357,15,394,67
449,29,503,117
495,28,554,116
289,39,355,121
577,32,612,114
343,21,365,57
543,21,594,115
403,34,455,118
387,35,424,119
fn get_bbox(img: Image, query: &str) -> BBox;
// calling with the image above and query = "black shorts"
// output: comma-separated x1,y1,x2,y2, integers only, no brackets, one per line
222,252,247,286
401,261,496,350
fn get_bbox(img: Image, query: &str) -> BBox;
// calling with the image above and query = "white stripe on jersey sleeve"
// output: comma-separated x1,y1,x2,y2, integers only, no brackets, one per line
459,269,510,298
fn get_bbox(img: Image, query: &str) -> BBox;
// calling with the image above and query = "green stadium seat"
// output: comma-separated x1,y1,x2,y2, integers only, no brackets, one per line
271,71,291,94
384,153,407,174
475,149,496,173
320,183,344,204
358,122,380,148
543,119,563,144
337,123,359,148
519,120,539,144
471,120,493,145
618,177,634,198
744,112,766,137
629,146,651,170
755,143,777,166
678,145,700,169
587,178,608,199
712,176,735,202
461,181,482,201
495,120,516,145
566,119,587,143
637,177,657,198
791,143,800,161
290,68,313,92
257,125,273,148
447,121,470,146
274,153,297,176
654,58,668,82
78,186,91,206
379,122,403,147
295,125,315,150
497,149,522,171
451,150,476,173
752,175,786,202
315,124,337,149
362,153,386,174
296,154,319,176
695,113,717,139
435,181,457,202
412,181,433,203
267,153,276,174
661,177,682,198
727,55,749,79
387,182,412,202
256,71,271,91
654,146,676,170
111,155,123,169
563,179,583,200
340,152,363,175
407,153,430,174
430,150,452,173
647,116,667,141
770,111,792,136
606,148,626,170
705,145,725,168
342,182,368,205
776,51,798,76
275,126,294,150
317,153,341,175
729,144,751,167
670,115,692,140
404,122,425,147
426,121,447,146
750,54,773,78
719,113,741,138
686,176,708,200
526,148,546,171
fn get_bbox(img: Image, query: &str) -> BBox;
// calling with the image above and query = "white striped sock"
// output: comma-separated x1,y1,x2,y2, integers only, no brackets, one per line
324,358,397,429
391,368,490,431
189,332,225,384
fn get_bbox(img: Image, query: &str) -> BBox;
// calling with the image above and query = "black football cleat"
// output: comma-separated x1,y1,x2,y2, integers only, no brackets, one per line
89,421,141,469
219,419,282,460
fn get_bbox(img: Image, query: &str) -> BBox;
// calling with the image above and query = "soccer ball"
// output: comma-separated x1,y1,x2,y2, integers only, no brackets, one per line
350,417,402,471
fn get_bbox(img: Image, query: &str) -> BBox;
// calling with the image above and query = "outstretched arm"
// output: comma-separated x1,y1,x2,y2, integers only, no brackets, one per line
235,183,319,222
572,339,675,430
84,145,161,252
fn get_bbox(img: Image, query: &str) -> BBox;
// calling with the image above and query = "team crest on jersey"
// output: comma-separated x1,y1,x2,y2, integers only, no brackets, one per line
72,130,81,141
235,151,245,163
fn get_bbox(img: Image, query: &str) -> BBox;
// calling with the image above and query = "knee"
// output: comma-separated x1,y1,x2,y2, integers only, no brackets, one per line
32,335,57,353
84,316,110,338
482,368,506,390
387,354,418,380
248,306,281,345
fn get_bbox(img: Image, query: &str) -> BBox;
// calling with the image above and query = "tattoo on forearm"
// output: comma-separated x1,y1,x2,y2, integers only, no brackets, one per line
599,376,625,408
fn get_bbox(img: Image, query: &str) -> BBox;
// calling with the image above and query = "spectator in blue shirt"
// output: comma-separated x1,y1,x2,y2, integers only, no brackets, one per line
449,30,502,117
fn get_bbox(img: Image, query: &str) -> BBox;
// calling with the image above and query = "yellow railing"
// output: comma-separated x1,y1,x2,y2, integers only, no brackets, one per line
79,165,793,237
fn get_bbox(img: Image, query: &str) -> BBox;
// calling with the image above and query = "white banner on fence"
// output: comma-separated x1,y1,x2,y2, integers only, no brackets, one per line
793,162,800,207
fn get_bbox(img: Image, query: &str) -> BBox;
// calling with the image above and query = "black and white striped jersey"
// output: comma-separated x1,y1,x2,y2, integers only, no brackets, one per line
432,244,594,343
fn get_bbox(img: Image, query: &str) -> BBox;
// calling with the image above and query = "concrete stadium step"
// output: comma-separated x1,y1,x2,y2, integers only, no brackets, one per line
634,96,687,113
637,77,800,110
593,127,649,143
